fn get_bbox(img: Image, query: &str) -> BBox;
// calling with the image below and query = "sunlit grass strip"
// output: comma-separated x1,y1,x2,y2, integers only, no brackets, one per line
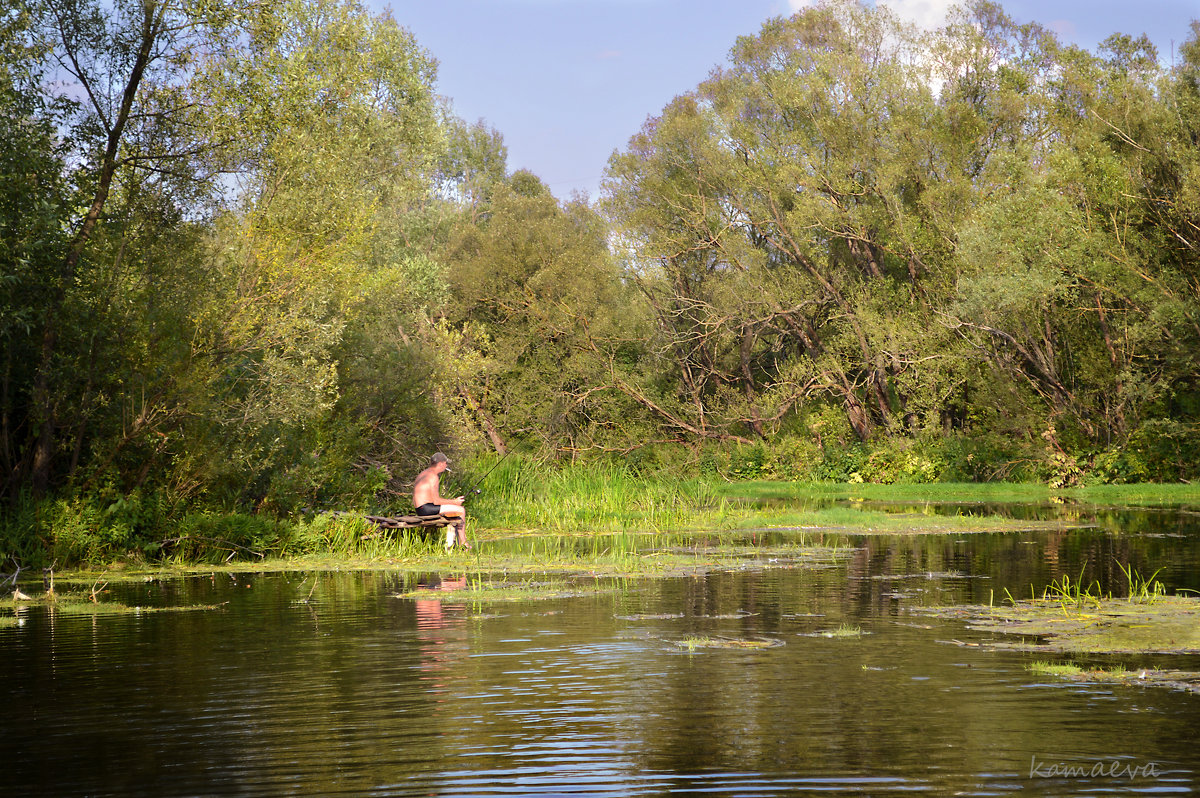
721,481,1200,507
727,506,1075,535
464,458,732,533
464,460,1091,537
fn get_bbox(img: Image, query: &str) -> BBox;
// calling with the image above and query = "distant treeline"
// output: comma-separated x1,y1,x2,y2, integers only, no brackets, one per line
1,0,1198,561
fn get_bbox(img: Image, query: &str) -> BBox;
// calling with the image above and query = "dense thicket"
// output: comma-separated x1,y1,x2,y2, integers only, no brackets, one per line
1,0,1198,566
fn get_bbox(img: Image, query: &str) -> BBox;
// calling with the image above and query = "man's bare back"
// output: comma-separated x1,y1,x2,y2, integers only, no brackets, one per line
412,465,448,508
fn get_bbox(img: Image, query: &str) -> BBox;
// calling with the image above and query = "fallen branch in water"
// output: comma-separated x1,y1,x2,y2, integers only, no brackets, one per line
1,557,20,588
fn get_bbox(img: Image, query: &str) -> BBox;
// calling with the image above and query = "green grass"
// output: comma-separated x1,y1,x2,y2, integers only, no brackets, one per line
1041,564,1105,608
720,480,1200,507
464,458,731,533
1028,661,1134,679
1029,661,1086,677
464,461,1109,538
1117,562,1167,602
924,593,1200,655
817,623,865,638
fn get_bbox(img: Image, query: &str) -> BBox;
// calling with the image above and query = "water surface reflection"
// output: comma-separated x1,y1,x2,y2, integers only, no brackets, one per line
2,513,1198,796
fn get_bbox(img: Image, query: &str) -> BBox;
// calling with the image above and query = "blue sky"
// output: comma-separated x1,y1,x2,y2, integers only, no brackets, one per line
376,0,1199,200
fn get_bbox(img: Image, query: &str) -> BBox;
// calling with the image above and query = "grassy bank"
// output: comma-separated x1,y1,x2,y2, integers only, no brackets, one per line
3,459,1195,573
720,481,1200,507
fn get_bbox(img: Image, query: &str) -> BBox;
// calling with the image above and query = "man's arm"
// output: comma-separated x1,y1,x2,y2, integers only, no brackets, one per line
437,478,465,505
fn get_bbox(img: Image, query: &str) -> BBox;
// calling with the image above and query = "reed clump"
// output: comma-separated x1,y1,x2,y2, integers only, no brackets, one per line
463,456,731,533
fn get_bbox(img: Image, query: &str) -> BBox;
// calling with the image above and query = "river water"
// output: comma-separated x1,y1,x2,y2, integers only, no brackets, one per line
3,504,1199,796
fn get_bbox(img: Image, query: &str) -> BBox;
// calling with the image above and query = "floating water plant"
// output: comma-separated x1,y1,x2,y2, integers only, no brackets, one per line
1021,661,1200,693
2,588,225,617
395,577,614,603
921,593,1200,657
800,623,866,638
676,635,783,651
1028,661,1088,678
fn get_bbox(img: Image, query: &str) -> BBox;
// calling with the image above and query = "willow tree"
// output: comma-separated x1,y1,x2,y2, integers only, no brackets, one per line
440,172,647,458
4,0,251,496
605,0,1200,474
2,0,459,511
944,14,1200,466
605,0,953,445
175,0,451,508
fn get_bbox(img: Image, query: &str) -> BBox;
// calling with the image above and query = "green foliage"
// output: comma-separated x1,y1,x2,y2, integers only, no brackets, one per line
1090,420,1200,484
602,0,1200,478
33,489,169,566
440,174,644,454
1116,561,1166,603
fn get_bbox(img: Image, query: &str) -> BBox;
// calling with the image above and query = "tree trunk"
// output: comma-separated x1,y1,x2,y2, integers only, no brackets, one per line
459,387,506,454
27,0,160,495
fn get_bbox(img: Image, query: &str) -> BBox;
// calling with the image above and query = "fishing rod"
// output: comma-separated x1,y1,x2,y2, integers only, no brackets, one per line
459,449,513,500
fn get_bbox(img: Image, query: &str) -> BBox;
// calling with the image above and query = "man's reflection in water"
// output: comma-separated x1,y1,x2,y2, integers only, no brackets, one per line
414,575,468,684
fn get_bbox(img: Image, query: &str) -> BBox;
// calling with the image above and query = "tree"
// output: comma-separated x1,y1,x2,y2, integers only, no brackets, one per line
442,172,644,457
173,0,450,507
13,0,242,494
605,0,953,445
605,0,1200,474
0,4,71,495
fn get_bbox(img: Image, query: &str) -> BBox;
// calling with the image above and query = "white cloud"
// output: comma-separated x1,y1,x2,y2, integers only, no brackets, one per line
787,0,954,30
878,0,954,30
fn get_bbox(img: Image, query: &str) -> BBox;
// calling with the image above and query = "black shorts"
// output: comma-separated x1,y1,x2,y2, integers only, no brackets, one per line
415,503,441,517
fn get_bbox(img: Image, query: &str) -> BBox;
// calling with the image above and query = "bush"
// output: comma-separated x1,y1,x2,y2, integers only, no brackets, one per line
1088,420,1200,484
858,440,943,484
810,444,870,482
41,489,169,567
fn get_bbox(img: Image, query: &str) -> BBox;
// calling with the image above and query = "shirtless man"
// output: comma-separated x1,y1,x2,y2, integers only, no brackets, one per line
413,452,468,550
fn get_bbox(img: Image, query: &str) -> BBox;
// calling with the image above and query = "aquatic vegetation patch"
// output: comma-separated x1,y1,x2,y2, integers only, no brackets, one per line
1027,661,1200,694
804,624,866,638
922,595,1200,655
1039,567,1106,609
394,578,616,603
676,635,784,651
6,588,224,617
168,533,854,581
730,505,1083,536
615,612,685,621
1028,661,1093,678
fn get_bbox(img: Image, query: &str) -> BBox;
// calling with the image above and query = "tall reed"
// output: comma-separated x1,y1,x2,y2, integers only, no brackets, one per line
462,456,729,533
